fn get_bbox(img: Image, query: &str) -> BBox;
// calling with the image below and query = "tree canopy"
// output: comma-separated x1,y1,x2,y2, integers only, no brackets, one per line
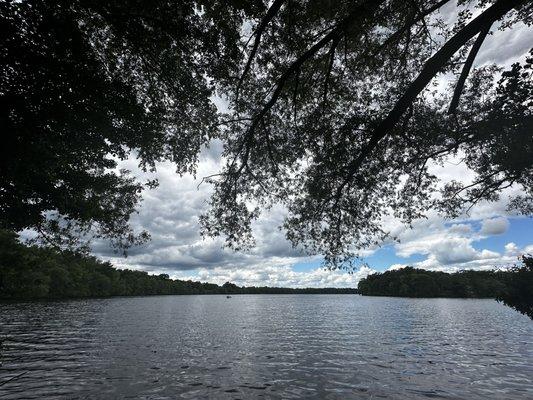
1,0,244,250
496,255,533,319
202,0,533,267
358,264,509,298
1,0,532,264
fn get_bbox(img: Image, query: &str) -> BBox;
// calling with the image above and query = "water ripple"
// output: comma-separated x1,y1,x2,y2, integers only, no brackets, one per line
1,295,532,399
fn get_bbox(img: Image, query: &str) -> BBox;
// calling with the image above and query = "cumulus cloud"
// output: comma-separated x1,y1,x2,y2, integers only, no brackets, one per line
505,242,519,256
395,221,499,267
388,213,531,273
91,145,531,287
87,17,533,288
480,217,510,235
188,263,376,289
94,145,336,286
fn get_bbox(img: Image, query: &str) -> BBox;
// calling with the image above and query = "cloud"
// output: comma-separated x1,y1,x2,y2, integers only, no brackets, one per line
505,242,519,256
430,237,491,265
87,141,531,288
94,145,319,284
92,147,530,287
388,208,528,273
475,22,533,68
448,223,473,234
86,16,532,288
188,263,376,288
388,264,407,271
437,2,533,69
398,232,499,267
480,217,510,235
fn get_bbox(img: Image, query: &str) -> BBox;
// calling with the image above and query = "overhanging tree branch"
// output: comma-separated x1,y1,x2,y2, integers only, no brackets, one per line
236,0,286,101
323,37,341,103
448,22,492,114
234,0,386,172
335,0,525,200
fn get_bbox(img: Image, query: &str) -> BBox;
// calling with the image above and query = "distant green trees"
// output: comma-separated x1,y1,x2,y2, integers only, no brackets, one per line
0,231,356,300
0,230,212,299
358,258,533,319
358,267,508,298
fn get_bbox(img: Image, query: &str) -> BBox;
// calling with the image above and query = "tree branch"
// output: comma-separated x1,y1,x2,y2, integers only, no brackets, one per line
323,37,340,103
335,0,524,201
448,22,492,114
235,0,386,172
236,0,286,100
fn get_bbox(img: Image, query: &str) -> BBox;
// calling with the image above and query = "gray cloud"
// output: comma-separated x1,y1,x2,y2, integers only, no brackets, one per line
88,12,532,288
480,217,510,235
96,151,312,277
476,22,533,67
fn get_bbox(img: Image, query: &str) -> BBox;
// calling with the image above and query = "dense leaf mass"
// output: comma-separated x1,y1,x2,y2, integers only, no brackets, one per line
495,255,533,319
358,266,508,298
1,0,532,264
202,0,533,266
0,0,245,250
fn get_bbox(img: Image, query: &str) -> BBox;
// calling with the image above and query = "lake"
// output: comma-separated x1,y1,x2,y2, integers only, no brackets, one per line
1,295,532,399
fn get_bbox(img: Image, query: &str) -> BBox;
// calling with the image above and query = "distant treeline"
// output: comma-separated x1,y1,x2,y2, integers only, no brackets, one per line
0,230,356,300
358,267,508,298
358,260,533,319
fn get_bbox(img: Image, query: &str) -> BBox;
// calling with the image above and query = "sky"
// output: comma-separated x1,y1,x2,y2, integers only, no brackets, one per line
93,8,532,288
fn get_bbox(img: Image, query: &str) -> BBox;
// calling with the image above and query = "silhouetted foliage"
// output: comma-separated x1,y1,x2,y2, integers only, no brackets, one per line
200,0,533,267
1,0,531,265
496,256,533,319
0,231,356,300
0,0,245,251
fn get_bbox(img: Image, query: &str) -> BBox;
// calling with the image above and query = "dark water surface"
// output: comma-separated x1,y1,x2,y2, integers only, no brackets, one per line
1,295,532,399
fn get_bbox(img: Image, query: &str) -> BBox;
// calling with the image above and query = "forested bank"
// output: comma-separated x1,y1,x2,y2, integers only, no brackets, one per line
358,259,533,318
0,231,356,300
1,229,531,320
358,267,508,298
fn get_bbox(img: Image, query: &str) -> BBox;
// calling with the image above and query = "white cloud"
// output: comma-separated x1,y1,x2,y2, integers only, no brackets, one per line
392,226,532,273
388,264,407,271
505,242,519,256
187,263,376,288
86,17,533,287
89,144,531,287
448,223,473,234
431,237,490,264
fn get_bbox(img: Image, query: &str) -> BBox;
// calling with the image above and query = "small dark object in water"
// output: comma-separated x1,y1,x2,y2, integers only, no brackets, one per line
226,295,232,298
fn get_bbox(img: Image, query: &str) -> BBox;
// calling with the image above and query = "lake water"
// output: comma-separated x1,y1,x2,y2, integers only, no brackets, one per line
0,295,532,399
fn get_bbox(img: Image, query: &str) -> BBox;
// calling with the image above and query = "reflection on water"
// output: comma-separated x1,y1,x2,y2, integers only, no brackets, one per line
1,295,532,399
